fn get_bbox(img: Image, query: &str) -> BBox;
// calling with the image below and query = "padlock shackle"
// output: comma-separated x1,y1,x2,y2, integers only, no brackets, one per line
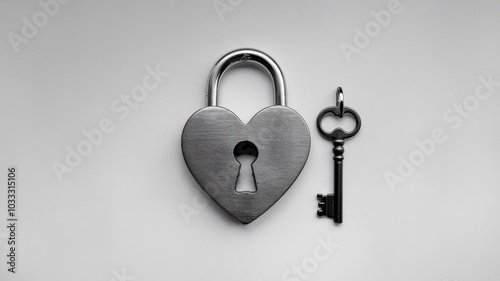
207,49,286,107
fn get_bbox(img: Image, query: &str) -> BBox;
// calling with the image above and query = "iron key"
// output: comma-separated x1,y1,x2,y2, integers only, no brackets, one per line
316,87,361,224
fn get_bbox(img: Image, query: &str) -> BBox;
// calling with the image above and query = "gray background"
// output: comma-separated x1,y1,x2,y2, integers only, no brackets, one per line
1,0,499,280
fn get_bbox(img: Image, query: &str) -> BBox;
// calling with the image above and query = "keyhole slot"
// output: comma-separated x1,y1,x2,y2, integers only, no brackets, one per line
233,141,258,193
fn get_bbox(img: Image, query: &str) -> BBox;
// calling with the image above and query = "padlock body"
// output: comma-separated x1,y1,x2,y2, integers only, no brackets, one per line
181,105,310,224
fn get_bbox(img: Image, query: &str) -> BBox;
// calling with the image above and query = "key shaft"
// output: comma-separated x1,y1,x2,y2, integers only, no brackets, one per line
333,139,344,223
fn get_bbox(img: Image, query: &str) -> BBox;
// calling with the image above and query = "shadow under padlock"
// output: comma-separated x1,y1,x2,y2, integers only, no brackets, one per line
181,48,311,224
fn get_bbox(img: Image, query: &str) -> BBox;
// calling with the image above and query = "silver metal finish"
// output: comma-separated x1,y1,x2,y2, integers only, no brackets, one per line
207,49,286,107
336,87,344,117
182,49,310,224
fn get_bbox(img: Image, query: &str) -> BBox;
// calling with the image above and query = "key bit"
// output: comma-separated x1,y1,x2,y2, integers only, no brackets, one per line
316,87,361,224
317,193,335,218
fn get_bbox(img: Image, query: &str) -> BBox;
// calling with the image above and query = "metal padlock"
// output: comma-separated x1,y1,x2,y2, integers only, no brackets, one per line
181,49,310,224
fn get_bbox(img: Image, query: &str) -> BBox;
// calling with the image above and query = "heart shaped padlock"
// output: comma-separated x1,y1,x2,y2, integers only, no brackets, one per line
181,49,310,224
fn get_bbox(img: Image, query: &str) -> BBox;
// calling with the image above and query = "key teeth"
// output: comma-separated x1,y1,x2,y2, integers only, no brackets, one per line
317,193,327,217
317,193,335,219
317,193,325,201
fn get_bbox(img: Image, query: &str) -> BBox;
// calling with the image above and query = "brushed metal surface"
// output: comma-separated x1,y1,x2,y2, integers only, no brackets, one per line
182,48,310,224
182,106,310,224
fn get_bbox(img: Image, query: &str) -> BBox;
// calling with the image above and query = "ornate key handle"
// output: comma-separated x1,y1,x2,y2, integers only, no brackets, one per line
316,87,361,140
316,87,361,224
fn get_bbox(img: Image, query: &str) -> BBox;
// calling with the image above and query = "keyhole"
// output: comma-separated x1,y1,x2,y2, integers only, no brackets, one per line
233,141,258,193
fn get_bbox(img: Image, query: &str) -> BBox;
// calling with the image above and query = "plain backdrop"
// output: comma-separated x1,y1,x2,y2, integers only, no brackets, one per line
1,1,499,280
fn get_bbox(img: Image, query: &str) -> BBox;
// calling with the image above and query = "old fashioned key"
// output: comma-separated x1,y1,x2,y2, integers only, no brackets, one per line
316,87,361,224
